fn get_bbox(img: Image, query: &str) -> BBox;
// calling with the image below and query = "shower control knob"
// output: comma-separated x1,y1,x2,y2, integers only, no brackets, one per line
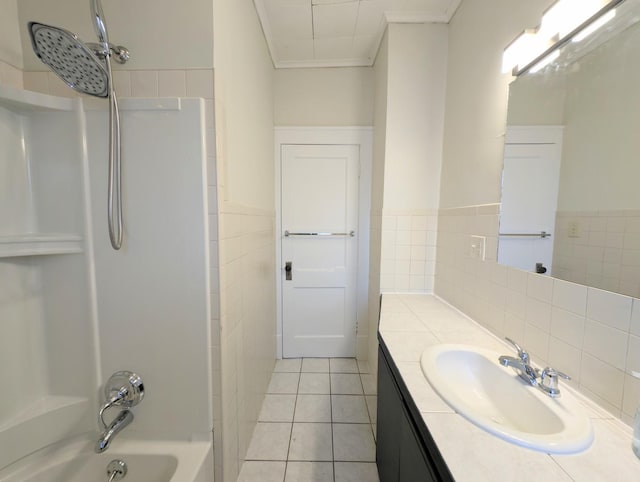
104,371,144,407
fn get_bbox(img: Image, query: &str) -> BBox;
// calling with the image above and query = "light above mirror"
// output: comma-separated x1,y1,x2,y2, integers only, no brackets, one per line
502,0,625,76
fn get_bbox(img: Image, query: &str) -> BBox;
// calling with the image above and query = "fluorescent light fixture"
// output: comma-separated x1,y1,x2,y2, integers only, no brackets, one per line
529,50,560,73
540,0,607,39
572,9,616,42
502,0,624,76
502,31,551,74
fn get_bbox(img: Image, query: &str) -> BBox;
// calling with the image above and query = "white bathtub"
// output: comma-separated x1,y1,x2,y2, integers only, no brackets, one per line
0,436,213,482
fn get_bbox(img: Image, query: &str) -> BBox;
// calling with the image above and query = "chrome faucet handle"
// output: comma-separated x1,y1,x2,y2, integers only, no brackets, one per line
505,337,530,364
104,371,144,408
99,371,144,429
539,367,571,397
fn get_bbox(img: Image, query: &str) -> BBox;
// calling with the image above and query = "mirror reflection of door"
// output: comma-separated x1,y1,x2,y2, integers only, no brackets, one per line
498,127,563,273
498,1,640,297
280,144,359,358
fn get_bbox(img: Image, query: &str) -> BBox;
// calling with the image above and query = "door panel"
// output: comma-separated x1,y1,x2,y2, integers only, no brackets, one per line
499,142,561,273
281,144,359,358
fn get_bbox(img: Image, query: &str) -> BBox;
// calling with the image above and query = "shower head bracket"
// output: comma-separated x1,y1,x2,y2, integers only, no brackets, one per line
86,43,130,64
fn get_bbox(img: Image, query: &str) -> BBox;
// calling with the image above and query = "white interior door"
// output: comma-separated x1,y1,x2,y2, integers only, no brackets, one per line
281,144,359,358
499,142,561,272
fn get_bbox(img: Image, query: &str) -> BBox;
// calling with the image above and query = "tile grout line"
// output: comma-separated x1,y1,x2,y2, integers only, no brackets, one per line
330,359,336,482
283,360,303,481
359,368,377,442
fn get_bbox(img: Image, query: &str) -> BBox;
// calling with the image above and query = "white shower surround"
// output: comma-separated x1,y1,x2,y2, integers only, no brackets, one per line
0,87,213,474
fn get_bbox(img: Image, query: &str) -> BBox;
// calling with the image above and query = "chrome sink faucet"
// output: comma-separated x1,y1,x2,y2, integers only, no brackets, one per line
95,371,145,453
498,338,571,397
499,337,539,386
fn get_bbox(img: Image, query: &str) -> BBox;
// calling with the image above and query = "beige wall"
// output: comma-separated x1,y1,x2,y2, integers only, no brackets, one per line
213,0,276,481
274,67,374,126
18,0,214,71
439,0,554,208
368,22,449,373
0,0,23,88
384,23,447,212
368,30,389,378
0,0,22,68
377,23,447,295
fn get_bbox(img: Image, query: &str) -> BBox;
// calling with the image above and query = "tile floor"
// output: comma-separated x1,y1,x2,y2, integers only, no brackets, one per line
238,358,380,482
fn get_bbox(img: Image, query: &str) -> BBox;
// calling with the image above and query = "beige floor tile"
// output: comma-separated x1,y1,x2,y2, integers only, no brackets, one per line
357,360,371,374
294,394,331,422
238,461,286,482
268,372,300,394
331,374,363,395
302,358,330,373
288,423,333,461
299,373,331,394
245,423,292,461
332,395,370,423
360,373,377,395
259,394,297,422
275,358,302,373
284,462,333,482
334,462,380,482
333,424,376,462
330,358,359,373
365,395,377,424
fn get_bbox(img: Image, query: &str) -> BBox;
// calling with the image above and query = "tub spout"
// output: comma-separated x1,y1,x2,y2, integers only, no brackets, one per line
95,409,133,453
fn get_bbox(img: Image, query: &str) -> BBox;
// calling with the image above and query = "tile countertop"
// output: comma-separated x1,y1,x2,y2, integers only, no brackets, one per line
378,294,640,482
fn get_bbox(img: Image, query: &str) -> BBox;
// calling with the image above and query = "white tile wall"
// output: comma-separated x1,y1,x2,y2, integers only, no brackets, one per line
554,210,640,297
435,204,640,424
366,211,382,378
380,209,438,293
218,203,277,482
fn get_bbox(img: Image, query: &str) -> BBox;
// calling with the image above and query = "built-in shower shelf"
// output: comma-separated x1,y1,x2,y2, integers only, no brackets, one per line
0,234,83,257
0,85,74,113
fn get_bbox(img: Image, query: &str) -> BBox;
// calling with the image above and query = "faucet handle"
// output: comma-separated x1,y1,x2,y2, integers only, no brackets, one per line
99,371,144,430
104,371,145,408
505,337,530,364
539,367,571,397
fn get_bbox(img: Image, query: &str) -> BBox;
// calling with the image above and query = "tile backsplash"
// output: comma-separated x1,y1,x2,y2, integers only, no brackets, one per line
380,209,438,293
435,204,640,425
554,209,640,298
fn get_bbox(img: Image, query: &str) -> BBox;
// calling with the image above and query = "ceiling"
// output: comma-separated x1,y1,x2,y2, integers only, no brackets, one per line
254,0,462,68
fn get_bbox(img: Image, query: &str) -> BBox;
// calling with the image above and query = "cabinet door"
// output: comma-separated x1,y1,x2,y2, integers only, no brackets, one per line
398,403,437,482
376,346,402,482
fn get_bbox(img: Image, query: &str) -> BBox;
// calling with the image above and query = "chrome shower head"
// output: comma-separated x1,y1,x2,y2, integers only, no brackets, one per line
28,21,109,98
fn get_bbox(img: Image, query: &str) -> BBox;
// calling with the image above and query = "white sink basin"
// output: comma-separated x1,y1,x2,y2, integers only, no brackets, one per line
420,344,593,454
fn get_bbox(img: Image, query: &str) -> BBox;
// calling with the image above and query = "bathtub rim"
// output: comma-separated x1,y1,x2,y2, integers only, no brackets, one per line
0,433,213,482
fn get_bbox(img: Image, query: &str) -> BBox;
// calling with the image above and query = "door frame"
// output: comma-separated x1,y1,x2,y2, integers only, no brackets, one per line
275,127,373,359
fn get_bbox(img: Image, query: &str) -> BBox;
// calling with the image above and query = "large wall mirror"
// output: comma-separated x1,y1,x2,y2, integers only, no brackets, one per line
498,0,640,298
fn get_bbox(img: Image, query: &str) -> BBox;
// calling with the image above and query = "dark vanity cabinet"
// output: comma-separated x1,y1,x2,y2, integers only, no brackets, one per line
376,342,455,482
